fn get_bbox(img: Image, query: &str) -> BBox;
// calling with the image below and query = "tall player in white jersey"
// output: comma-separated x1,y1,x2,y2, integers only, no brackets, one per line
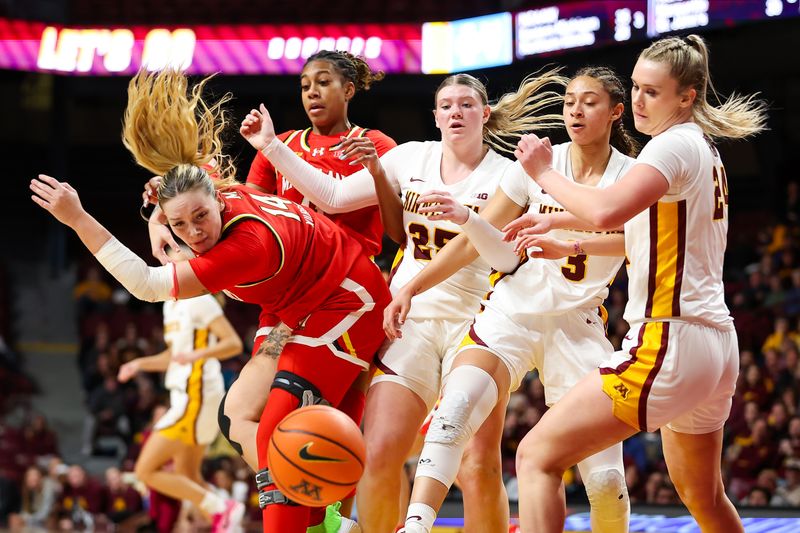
117,247,244,526
511,36,768,533
241,71,565,532
383,67,639,533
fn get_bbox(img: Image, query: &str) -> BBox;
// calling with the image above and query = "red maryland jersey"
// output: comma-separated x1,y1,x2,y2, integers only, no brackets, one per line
246,125,396,257
188,185,362,329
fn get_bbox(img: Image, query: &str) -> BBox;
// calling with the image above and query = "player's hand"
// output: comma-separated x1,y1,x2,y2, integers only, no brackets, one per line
514,234,573,258
148,206,182,265
173,351,199,364
142,176,162,207
417,190,470,224
515,134,554,181
240,104,277,151
502,213,552,242
30,175,86,228
117,361,140,383
337,137,383,177
383,287,413,340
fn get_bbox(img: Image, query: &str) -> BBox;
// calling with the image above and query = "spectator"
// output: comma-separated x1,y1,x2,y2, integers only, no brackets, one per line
100,467,142,524
772,458,800,506
7,466,57,530
73,265,112,317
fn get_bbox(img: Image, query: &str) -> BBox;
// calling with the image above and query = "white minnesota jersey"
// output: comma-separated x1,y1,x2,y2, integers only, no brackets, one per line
382,141,513,320
623,123,733,330
162,295,225,393
488,143,633,327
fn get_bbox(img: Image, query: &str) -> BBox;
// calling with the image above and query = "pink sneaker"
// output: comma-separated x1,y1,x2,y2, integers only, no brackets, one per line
211,499,244,533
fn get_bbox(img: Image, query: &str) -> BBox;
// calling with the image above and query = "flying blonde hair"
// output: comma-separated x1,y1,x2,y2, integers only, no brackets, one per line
435,69,567,154
122,69,238,204
640,35,767,140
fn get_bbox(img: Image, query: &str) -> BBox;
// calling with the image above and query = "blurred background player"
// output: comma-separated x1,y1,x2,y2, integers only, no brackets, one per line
116,245,244,532
512,35,767,532
240,70,565,532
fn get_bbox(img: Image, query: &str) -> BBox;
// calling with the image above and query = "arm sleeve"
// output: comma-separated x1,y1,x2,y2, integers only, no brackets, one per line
189,221,281,294
261,137,403,213
460,209,521,273
635,130,695,190
246,151,278,192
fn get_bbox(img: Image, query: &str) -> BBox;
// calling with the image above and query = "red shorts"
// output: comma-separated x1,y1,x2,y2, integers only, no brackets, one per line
255,255,390,403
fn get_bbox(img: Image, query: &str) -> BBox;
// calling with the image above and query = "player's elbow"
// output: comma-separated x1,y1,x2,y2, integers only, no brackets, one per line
592,208,626,232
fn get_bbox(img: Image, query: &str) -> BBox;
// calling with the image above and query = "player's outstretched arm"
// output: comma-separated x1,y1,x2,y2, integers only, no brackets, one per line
517,232,625,259
31,175,208,302
516,134,668,230
241,105,381,213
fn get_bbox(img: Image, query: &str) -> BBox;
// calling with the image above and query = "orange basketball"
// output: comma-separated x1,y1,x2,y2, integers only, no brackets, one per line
268,405,366,507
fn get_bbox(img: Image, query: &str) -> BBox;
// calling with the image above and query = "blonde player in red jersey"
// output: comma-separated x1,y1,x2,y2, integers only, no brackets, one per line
30,69,390,533
382,67,638,533
117,247,243,528
510,35,767,533
241,71,565,533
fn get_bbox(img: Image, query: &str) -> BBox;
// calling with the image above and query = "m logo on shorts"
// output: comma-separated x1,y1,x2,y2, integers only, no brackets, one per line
613,382,630,400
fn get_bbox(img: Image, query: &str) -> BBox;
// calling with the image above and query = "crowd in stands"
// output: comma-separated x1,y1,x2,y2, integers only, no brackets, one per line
2,184,800,530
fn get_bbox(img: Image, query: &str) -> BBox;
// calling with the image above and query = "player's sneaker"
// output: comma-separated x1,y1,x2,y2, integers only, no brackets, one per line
306,501,361,533
211,499,244,533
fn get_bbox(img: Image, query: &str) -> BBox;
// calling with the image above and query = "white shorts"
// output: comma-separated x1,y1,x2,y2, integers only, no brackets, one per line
373,317,470,410
458,305,612,401
155,377,225,446
599,321,739,434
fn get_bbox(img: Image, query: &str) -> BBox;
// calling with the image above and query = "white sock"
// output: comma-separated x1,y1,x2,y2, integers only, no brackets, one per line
404,502,436,532
199,491,226,515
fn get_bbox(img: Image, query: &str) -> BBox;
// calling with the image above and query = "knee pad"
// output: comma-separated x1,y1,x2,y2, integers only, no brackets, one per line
415,365,498,487
217,391,243,456
583,467,630,532
271,370,329,407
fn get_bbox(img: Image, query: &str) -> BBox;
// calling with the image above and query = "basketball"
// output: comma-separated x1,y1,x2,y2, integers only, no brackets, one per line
268,405,366,507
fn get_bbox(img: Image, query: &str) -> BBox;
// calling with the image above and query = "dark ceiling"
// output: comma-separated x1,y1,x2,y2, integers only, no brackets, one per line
2,0,551,24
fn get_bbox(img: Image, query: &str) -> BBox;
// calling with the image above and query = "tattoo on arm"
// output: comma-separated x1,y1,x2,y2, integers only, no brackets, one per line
256,323,292,359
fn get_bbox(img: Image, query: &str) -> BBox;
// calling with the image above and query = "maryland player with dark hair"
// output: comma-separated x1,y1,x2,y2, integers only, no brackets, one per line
30,68,391,533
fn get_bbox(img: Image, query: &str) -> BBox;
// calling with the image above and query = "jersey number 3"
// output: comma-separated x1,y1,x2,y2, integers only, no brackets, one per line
562,254,588,282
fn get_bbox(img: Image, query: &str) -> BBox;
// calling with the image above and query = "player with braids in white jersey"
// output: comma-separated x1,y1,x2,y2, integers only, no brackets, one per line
240,71,565,533
382,66,639,533
510,35,768,533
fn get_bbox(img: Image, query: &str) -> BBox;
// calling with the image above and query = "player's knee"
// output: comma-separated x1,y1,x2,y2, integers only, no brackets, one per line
584,467,629,517
458,447,501,493
425,366,498,448
673,479,725,513
271,370,328,407
217,392,244,456
133,459,154,485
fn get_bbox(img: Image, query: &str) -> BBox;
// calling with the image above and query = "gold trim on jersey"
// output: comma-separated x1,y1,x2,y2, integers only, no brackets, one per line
600,322,669,431
221,213,286,287
284,129,303,147
644,201,687,319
